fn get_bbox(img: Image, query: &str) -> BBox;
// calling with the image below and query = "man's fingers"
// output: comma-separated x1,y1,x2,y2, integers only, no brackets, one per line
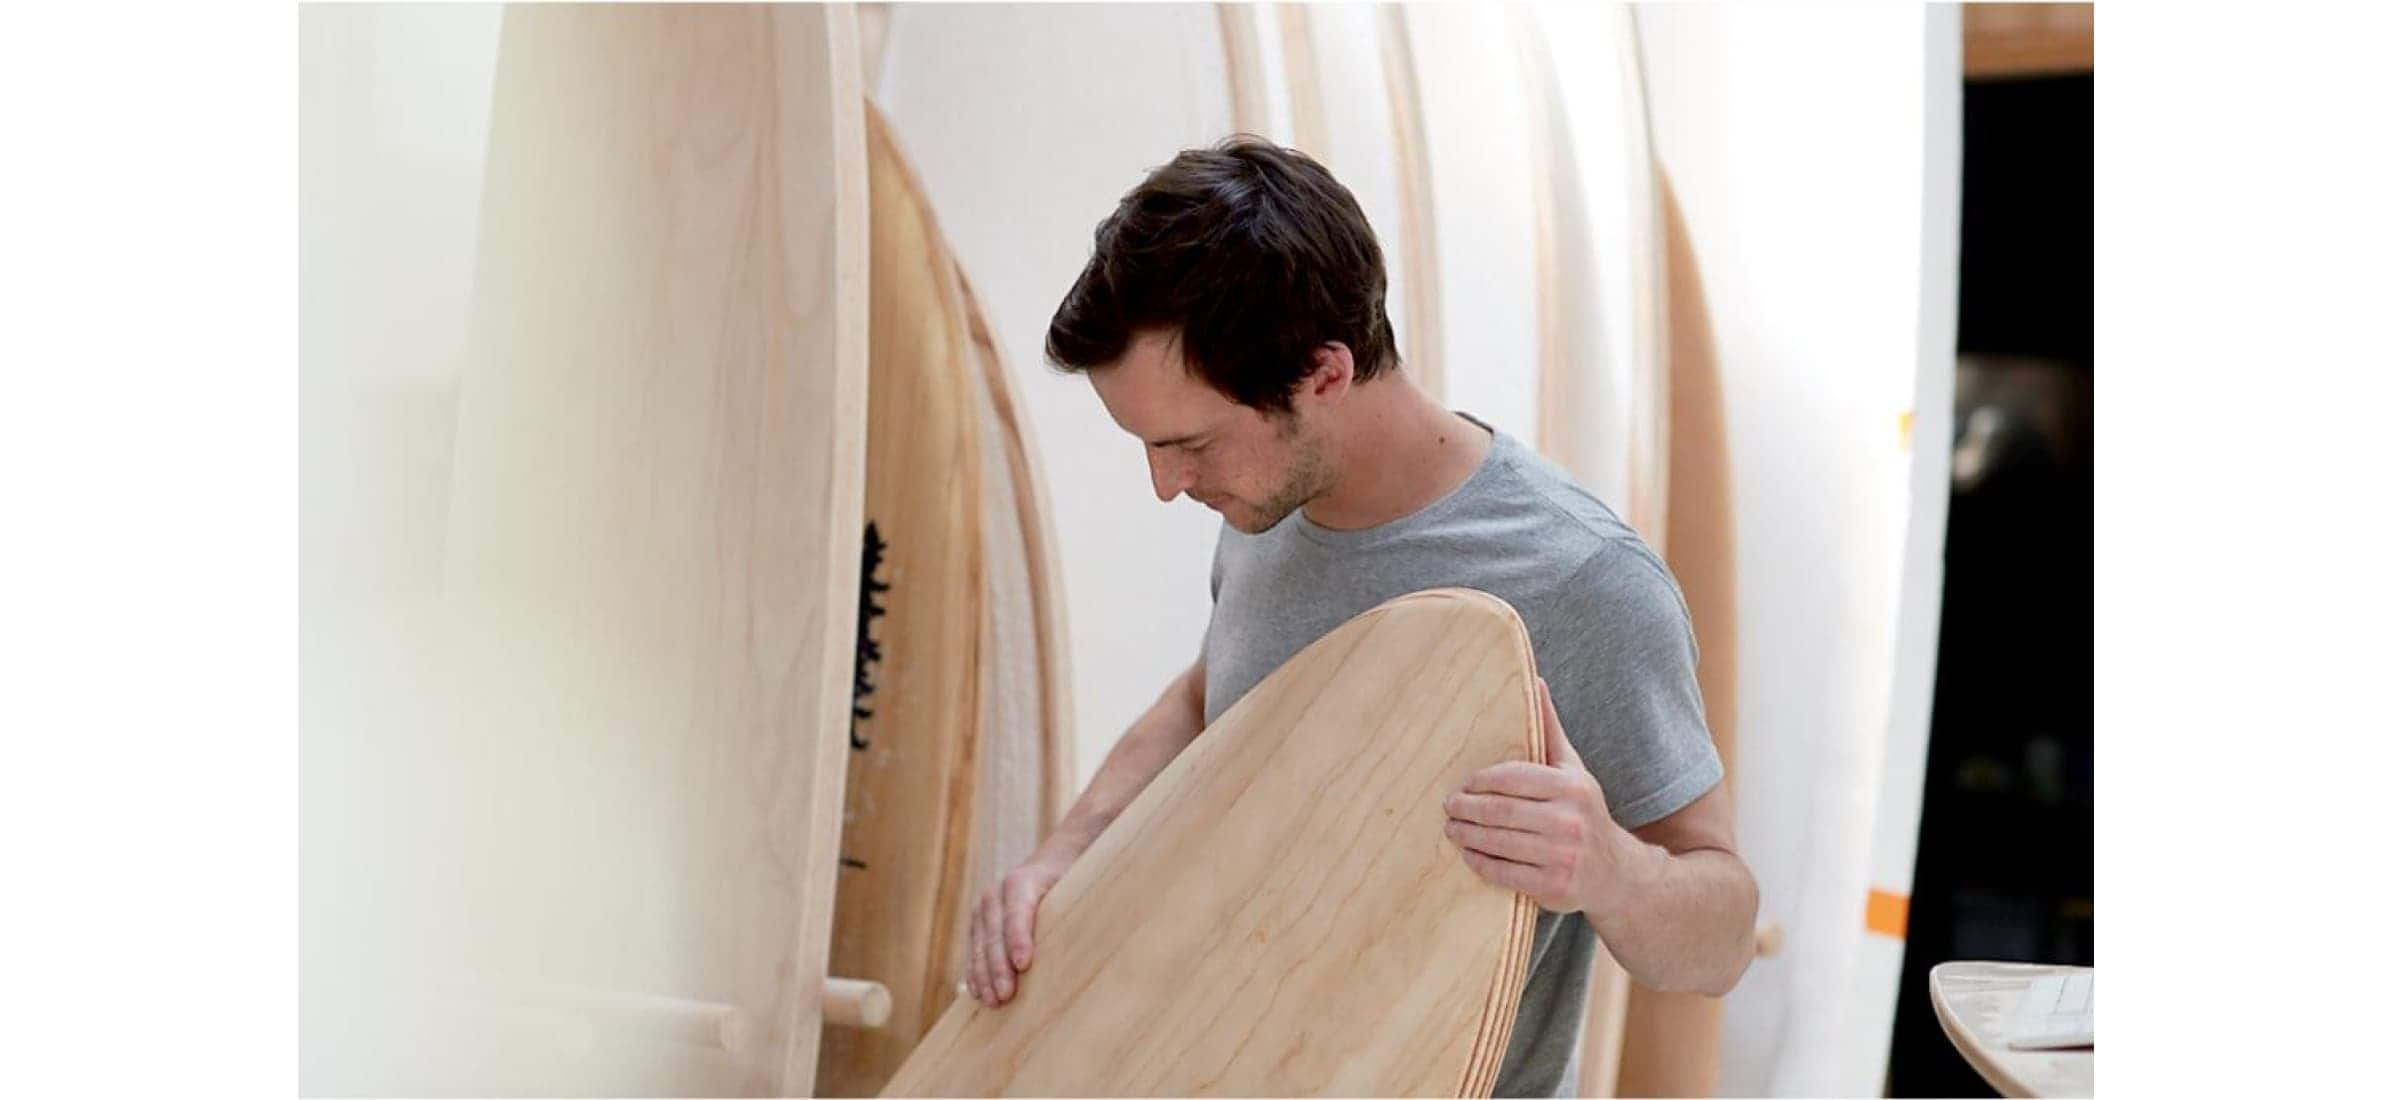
1463,761,1569,799
1457,846,1542,895
1444,790,1545,831
1444,819,1556,866
1001,877,1039,971
964,899,988,1004
980,905,1016,1001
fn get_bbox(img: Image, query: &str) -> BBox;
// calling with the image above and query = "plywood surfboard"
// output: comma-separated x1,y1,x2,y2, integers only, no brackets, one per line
866,4,1237,798
957,263,1078,837
1610,167,1741,1100
884,588,1546,1098
816,101,990,1098
426,5,869,1095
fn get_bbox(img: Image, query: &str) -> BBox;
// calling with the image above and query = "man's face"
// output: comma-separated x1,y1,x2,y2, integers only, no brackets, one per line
1088,329,1335,534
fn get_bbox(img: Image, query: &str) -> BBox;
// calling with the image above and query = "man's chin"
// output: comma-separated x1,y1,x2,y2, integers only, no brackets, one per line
1221,504,1295,535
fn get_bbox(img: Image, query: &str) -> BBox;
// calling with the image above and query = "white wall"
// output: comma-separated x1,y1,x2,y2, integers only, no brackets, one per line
1634,4,1959,1095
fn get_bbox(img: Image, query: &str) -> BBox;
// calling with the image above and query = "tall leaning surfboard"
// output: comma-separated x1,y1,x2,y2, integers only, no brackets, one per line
818,99,1079,1097
1608,160,1744,1100
868,4,1235,798
816,102,991,1098
430,5,869,1095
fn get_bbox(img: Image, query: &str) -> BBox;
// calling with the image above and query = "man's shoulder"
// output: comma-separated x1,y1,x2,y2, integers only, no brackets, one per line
1470,442,1651,570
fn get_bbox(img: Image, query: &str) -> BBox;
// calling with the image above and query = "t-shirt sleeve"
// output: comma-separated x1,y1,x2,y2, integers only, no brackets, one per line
1539,539,1724,831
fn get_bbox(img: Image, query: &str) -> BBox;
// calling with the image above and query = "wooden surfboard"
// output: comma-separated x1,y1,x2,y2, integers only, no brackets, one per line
816,101,991,1098
426,5,869,1095
1609,167,1742,1100
864,3,1237,810
956,263,1077,837
883,589,1546,1098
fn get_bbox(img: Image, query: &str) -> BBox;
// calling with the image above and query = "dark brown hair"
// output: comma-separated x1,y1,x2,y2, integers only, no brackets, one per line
1043,134,1399,414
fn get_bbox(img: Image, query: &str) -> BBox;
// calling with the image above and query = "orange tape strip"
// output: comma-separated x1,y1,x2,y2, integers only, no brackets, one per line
1866,888,1909,939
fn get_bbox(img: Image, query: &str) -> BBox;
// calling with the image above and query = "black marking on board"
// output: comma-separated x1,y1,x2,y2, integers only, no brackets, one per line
850,520,890,751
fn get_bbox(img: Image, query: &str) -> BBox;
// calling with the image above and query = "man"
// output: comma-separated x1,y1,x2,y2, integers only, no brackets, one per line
963,135,1758,1097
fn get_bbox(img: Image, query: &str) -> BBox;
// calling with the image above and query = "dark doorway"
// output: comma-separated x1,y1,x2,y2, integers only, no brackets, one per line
1886,71,2093,1097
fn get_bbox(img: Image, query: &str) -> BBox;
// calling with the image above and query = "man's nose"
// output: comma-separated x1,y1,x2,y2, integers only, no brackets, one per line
1147,449,1193,503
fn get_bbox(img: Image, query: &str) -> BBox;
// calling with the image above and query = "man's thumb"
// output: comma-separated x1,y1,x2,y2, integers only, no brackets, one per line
1537,677,1583,770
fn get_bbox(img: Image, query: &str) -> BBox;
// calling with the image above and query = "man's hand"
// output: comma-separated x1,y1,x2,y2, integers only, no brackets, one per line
1442,676,1647,916
964,853,1071,1007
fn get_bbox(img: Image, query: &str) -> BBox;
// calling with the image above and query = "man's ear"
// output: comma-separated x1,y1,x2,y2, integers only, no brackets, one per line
1304,341,1356,403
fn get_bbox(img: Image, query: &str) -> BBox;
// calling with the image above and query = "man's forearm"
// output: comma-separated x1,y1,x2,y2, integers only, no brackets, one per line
1032,665,1207,865
1585,835,1760,996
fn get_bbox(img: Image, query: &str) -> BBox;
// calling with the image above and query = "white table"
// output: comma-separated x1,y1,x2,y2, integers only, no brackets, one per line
1928,961,2094,1098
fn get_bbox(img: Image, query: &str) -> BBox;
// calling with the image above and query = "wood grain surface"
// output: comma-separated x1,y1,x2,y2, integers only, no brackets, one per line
817,100,990,1098
883,589,1547,1097
958,264,1078,834
436,5,867,1094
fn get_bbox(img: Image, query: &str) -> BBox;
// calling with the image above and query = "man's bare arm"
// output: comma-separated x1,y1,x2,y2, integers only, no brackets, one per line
1035,658,1206,864
967,658,1207,1005
1584,783,1759,996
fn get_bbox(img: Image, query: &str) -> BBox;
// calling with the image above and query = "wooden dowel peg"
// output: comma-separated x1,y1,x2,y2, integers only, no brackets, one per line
824,976,891,1029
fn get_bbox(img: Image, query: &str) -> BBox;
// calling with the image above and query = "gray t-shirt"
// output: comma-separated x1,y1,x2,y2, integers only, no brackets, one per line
1201,413,1724,1098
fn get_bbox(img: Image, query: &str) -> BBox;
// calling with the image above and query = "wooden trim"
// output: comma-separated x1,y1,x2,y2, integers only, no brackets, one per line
1964,3,2092,79
1217,4,1268,136
1514,4,1567,463
1277,3,1329,157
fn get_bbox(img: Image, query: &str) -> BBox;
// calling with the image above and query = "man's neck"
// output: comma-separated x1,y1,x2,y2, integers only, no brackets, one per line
1302,374,1493,531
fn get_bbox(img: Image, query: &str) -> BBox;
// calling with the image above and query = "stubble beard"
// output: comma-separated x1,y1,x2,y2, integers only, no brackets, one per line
1232,416,1334,534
